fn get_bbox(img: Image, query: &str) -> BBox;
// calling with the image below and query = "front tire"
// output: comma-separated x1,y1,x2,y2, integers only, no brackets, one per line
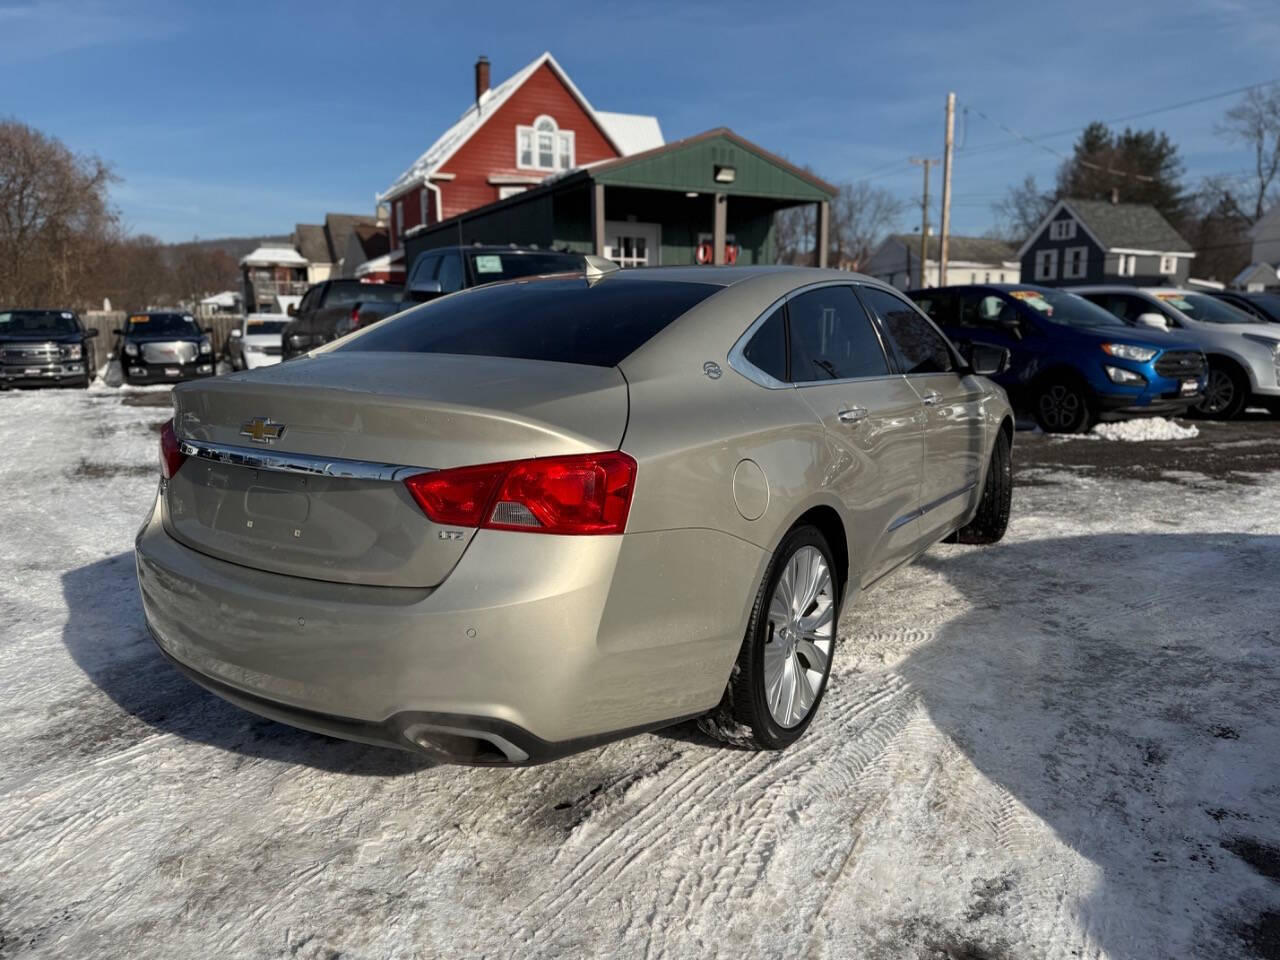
1192,360,1248,420
701,525,839,750
1033,378,1093,433
951,428,1012,544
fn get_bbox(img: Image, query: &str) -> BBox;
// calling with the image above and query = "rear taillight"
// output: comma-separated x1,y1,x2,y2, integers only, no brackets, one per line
404,452,637,535
350,304,362,329
159,419,186,478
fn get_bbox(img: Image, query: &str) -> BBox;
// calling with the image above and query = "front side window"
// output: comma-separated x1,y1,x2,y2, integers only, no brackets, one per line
859,286,955,374
436,252,464,293
410,254,441,286
956,290,1014,329
787,286,889,382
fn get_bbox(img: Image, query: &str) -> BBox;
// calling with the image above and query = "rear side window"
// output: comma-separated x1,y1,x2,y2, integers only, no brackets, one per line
787,286,890,381
338,277,720,367
324,282,404,307
468,252,584,284
859,286,955,374
742,306,788,382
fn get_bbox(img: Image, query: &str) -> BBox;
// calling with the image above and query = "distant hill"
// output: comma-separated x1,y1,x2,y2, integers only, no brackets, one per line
166,235,292,262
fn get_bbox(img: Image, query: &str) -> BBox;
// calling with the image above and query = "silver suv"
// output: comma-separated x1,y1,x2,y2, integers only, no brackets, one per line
1074,286,1280,418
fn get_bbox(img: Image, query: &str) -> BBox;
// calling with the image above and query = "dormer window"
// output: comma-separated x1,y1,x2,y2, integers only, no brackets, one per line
516,115,574,172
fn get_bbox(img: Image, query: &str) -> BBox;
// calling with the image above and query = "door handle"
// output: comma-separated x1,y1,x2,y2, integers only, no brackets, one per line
837,406,868,424
921,390,942,406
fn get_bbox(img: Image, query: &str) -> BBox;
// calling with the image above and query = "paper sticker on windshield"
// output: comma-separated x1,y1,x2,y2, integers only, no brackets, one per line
61,312,72,319
129,315,149,323
1008,290,1052,312
474,255,503,274
1156,293,1192,309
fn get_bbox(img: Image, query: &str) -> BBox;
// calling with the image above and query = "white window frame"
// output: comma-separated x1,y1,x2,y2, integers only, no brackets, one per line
418,190,427,227
1159,254,1177,275
497,185,526,200
1117,253,1137,278
1049,219,1077,241
1034,248,1059,281
393,199,404,245
516,115,575,172
1062,245,1088,280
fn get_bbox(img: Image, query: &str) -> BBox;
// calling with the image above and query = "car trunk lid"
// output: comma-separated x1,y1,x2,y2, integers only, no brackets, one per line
164,352,629,587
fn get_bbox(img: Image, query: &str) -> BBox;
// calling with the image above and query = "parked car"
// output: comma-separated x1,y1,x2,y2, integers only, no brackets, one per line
0,309,98,389
280,280,406,360
1073,286,1280,418
340,246,589,338
136,267,1013,765
1207,290,1280,324
115,311,215,385
908,284,1206,433
227,313,288,371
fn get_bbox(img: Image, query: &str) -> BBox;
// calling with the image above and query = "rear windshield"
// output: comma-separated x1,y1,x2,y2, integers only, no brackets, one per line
245,317,288,333
1157,292,1254,325
0,310,78,335
324,283,405,307
469,251,584,283
1007,289,1123,329
127,313,201,336
338,276,720,367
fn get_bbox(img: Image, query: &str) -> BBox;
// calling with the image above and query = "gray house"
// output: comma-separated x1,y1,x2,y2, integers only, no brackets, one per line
1018,199,1194,287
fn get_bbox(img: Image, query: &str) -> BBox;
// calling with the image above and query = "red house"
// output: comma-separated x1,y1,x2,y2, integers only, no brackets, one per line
377,52,663,257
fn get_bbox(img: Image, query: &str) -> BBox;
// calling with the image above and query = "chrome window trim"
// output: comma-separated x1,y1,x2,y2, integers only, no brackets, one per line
727,279,899,390
177,438,429,482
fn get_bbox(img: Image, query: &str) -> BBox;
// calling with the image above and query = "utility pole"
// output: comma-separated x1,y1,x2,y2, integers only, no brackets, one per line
940,92,956,287
910,157,932,288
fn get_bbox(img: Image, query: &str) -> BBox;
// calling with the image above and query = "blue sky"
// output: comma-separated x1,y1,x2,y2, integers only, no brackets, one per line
5,0,1278,242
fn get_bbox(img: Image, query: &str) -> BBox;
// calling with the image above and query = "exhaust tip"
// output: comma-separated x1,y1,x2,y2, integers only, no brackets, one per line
401,723,529,765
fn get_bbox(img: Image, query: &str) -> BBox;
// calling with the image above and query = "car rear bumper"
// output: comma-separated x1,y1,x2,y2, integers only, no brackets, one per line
134,487,762,763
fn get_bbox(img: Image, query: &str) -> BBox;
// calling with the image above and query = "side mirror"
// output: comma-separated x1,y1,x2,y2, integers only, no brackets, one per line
409,279,443,302
966,342,1011,377
84,328,99,339
229,328,242,338
1135,312,1169,331
287,304,298,317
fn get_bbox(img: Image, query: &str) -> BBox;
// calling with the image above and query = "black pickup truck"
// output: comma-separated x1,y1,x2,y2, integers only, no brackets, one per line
339,247,588,340
0,309,99,388
280,280,406,360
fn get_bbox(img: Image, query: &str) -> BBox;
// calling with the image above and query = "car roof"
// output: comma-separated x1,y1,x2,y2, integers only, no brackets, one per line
426,245,584,256
1070,285,1190,295
905,282,1060,295
589,264,897,290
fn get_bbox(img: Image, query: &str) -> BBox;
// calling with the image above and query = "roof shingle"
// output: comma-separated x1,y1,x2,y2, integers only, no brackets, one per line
1064,199,1191,252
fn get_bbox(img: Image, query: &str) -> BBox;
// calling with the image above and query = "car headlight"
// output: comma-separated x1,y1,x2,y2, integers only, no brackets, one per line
1244,333,1280,379
61,343,82,360
1105,365,1146,385
199,338,213,355
123,342,139,357
1101,343,1157,362
245,342,263,353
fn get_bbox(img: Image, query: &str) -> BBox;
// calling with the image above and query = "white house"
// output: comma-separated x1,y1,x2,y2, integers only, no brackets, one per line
863,234,1019,290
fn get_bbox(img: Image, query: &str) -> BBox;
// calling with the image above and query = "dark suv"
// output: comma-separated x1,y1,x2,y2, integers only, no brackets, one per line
908,284,1206,432
281,280,406,360
0,309,98,388
339,247,589,340
116,311,216,385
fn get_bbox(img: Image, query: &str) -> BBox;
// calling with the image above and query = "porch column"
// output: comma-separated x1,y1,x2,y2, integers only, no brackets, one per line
815,200,829,268
591,182,606,256
713,193,728,265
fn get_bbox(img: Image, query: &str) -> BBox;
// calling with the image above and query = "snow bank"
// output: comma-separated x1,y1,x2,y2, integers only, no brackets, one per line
1091,417,1199,442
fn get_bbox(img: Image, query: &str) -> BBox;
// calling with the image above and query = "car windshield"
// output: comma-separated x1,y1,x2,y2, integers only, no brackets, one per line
1157,292,1256,325
0,310,78,335
337,276,720,367
244,318,288,334
324,283,405,307
469,252,584,283
1006,289,1123,329
127,313,201,336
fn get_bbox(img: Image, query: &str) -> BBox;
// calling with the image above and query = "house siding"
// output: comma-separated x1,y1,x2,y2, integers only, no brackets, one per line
1021,209,1108,286
435,63,619,222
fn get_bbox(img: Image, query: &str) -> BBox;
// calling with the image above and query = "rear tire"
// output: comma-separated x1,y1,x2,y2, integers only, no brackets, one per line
1191,360,1249,420
951,428,1012,545
1033,378,1093,433
699,525,839,751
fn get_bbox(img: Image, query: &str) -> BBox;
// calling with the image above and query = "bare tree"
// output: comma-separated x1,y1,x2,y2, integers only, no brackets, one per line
1216,84,1280,224
774,202,816,264
774,181,903,267
0,118,117,307
990,175,1055,246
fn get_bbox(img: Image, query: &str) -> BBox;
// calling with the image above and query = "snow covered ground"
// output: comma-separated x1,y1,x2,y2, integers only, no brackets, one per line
2,388,1279,960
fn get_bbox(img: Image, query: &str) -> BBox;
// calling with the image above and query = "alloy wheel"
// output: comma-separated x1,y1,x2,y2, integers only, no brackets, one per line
763,545,835,728
1038,384,1083,431
1199,368,1235,415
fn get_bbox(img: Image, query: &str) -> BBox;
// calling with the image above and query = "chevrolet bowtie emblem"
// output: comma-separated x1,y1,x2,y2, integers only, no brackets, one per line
240,417,286,443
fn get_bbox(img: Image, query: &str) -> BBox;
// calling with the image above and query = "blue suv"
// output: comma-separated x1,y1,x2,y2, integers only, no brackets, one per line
908,284,1207,432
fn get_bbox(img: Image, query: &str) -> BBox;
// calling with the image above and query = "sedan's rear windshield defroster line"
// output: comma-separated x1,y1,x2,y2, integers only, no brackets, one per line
337,276,721,367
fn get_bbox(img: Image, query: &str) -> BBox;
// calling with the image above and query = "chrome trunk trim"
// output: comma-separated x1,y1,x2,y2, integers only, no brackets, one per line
177,438,429,481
